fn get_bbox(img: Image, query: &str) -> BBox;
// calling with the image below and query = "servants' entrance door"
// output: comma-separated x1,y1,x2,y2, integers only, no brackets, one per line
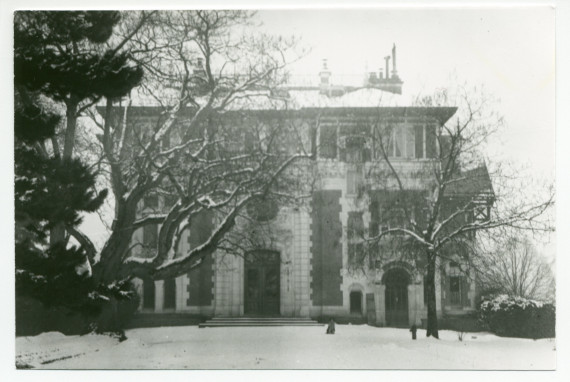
244,251,280,315
384,268,410,327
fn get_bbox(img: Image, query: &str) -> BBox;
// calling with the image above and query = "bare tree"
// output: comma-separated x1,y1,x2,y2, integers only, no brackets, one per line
360,85,553,338
475,235,555,301
77,11,312,288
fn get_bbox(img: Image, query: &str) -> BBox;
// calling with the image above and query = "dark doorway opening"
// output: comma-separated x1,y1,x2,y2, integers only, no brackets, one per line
163,278,176,310
350,291,363,315
384,268,410,327
244,251,280,316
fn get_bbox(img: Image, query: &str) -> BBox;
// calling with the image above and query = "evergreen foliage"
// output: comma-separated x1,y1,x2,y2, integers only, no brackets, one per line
14,11,141,326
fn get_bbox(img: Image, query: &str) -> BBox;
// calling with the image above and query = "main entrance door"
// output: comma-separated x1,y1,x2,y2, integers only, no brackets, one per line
384,268,410,327
244,251,280,315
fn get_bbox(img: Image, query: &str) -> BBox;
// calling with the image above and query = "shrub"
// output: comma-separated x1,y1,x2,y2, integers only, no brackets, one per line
479,295,555,339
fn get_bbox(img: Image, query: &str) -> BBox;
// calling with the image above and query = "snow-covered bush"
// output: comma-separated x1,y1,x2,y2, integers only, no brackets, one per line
479,295,555,338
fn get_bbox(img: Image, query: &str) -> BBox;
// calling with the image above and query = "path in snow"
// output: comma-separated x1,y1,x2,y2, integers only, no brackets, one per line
16,325,556,370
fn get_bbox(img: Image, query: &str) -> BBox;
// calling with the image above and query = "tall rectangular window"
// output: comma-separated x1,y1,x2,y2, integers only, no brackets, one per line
448,262,462,305
449,276,461,305
346,166,363,195
392,127,404,158
347,212,364,263
143,224,158,248
320,125,337,159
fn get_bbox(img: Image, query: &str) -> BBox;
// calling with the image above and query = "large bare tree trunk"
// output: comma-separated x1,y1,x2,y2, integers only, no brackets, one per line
50,97,79,246
425,251,439,339
96,197,140,284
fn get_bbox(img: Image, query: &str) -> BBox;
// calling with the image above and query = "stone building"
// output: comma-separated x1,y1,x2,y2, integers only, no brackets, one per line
115,45,493,327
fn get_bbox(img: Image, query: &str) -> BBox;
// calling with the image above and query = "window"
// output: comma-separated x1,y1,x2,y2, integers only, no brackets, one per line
164,193,178,209
246,197,279,222
411,124,438,159
347,212,364,263
143,224,158,248
144,194,158,209
344,136,366,162
384,125,419,159
319,124,337,159
449,276,461,305
347,167,363,195
448,262,462,305
392,126,404,158
380,207,407,231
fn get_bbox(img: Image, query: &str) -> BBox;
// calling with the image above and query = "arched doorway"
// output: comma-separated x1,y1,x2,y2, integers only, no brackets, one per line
383,268,410,327
244,250,280,316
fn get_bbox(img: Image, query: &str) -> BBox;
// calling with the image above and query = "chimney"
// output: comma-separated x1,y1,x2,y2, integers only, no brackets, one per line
194,57,206,78
379,68,384,80
391,43,398,78
384,56,391,80
319,59,331,93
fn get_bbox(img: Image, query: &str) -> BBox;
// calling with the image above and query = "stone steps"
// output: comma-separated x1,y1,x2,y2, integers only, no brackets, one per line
126,313,206,329
199,317,323,328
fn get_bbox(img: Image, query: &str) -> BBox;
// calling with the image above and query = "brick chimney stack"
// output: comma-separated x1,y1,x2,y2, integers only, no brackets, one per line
373,45,403,95
391,43,399,79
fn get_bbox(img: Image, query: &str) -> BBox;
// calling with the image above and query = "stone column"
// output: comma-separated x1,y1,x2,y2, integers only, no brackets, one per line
376,284,386,326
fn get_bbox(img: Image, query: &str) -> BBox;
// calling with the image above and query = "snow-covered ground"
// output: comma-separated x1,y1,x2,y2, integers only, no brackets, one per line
16,325,556,370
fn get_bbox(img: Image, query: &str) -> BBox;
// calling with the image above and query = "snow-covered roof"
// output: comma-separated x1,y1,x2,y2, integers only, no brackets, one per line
127,86,413,110
107,83,456,124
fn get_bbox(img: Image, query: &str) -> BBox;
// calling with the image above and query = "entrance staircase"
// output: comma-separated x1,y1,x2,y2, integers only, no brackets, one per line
199,317,323,328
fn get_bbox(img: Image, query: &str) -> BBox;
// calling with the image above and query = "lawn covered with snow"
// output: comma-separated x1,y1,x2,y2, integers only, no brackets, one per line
16,324,556,370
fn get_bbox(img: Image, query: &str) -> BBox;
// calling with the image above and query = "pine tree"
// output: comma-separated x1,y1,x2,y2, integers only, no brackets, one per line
14,11,142,327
